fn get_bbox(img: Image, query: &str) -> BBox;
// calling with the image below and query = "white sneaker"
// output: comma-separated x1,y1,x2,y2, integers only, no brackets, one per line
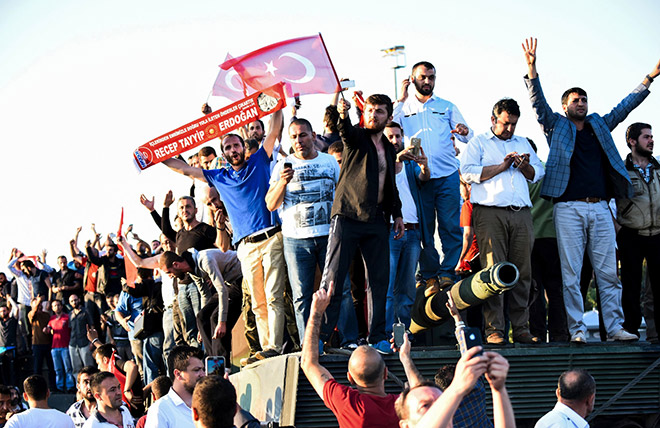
609,329,639,341
571,331,586,343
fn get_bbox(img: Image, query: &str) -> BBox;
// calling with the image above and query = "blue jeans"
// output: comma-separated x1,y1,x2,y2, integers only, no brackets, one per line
178,283,201,348
143,332,165,385
162,307,175,373
284,236,358,345
418,171,462,281
51,347,75,391
386,228,421,331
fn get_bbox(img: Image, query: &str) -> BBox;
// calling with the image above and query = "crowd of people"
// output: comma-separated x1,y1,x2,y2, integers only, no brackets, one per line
0,37,659,427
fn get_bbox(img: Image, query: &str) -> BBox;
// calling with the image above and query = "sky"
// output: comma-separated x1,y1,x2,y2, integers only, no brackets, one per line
1,0,659,268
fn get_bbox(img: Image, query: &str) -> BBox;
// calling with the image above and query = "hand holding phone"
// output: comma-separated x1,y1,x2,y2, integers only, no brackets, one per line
205,356,226,376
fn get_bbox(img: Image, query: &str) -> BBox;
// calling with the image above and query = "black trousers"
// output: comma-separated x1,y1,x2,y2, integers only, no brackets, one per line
197,281,243,359
618,226,660,337
321,215,390,344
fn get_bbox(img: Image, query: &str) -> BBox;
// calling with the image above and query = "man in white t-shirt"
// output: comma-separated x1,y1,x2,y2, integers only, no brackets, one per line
266,118,358,346
383,122,430,335
5,374,74,428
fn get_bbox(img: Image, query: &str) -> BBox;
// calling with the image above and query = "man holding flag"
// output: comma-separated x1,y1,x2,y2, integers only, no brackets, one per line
162,110,286,364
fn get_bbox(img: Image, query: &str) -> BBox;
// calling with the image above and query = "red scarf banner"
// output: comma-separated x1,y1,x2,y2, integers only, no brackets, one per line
133,82,287,171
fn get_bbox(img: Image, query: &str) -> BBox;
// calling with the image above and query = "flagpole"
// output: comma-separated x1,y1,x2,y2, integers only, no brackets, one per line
318,33,345,101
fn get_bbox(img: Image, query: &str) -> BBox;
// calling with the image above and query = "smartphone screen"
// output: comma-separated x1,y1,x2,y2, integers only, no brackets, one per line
393,322,406,348
205,356,226,376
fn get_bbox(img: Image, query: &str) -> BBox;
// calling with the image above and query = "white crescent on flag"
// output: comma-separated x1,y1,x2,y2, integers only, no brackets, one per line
224,69,243,92
279,52,315,84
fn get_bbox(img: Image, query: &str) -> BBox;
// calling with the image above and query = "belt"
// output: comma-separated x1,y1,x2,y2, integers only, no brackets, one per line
241,225,281,245
575,197,602,203
404,223,418,230
475,204,527,212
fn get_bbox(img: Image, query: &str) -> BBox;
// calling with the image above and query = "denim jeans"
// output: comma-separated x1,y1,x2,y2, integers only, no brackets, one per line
162,307,175,373
386,228,421,331
143,332,165,385
51,347,75,391
554,200,625,337
178,283,201,348
418,171,462,281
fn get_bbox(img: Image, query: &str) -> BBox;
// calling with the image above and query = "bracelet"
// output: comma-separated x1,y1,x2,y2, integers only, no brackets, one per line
216,226,226,232
647,74,655,83
92,338,99,344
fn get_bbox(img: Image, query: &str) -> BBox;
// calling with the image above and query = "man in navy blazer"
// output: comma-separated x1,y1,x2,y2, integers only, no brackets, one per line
522,37,660,343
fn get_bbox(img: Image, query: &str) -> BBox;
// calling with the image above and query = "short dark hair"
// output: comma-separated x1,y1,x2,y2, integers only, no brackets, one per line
385,122,403,133
626,122,652,148
434,364,455,390
21,260,35,270
290,118,314,134
199,146,217,157
558,369,596,401
0,385,11,396
253,119,265,130
324,105,339,133
178,195,196,208
561,87,588,106
395,381,440,420
365,94,393,117
23,375,48,401
151,375,173,400
244,138,260,152
168,345,205,379
92,343,116,360
78,366,100,383
159,251,184,271
192,376,237,428
412,61,435,74
328,141,343,155
90,372,117,395
492,98,521,118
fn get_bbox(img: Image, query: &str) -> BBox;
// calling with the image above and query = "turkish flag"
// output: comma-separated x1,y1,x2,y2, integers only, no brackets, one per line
220,34,340,98
212,53,256,102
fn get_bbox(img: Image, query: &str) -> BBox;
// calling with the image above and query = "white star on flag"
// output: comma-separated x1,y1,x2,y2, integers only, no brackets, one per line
264,61,278,76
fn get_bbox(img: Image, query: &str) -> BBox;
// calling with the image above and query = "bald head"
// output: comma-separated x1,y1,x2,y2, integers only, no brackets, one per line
347,346,386,387
201,185,223,212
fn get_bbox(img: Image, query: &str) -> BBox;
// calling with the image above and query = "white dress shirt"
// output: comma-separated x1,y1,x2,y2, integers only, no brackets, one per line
144,388,194,428
535,402,589,428
393,94,472,179
460,130,544,207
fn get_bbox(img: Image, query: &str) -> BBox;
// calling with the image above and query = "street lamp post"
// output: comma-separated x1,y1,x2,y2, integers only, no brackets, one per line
381,45,406,100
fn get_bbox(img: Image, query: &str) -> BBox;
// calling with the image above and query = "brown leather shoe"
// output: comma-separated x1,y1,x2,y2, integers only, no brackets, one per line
424,278,440,297
486,332,507,345
514,332,540,344
438,276,454,291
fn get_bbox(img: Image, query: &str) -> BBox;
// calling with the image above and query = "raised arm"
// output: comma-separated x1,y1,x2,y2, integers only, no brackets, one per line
522,38,558,137
300,282,336,400
484,352,516,428
398,334,424,388
522,37,537,79
262,110,284,158
643,59,660,88
163,157,207,182
118,236,159,269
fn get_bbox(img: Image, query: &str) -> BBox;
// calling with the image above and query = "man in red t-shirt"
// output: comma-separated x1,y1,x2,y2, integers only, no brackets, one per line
301,283,401,428
44,299,75,392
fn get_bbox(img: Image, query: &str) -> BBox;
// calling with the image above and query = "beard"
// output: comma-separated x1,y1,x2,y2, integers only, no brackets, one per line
566,108,587,121
228,152,246,166
636,145,653,159
414,79,433,96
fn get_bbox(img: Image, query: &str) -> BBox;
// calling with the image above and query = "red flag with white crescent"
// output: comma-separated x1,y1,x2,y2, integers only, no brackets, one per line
220,34,341,98
212,53,255,102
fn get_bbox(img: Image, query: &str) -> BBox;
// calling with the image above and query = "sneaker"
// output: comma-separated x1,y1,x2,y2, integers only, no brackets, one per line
486,332,507,345
371,339,394,354
608,329,639,342
415,278,426,289
424,278,440,297
254,349,281,360
341,342,359,350
571,331,586,343
513,332,540,344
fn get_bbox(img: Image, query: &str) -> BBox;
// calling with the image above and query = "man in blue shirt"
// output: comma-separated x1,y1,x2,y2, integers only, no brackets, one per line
163,110,286,363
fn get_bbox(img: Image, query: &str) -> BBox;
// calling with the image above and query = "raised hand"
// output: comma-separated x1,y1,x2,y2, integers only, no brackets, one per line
522,37,538,78
398,78,410,102
139,194,155,212
163,190,174,208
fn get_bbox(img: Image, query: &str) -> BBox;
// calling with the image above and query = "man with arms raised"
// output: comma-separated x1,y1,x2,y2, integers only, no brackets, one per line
320,96,404,352
522,37,660,342
163,111,286,362
144,345,206,428
393,61,473,293
535,369,596,428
